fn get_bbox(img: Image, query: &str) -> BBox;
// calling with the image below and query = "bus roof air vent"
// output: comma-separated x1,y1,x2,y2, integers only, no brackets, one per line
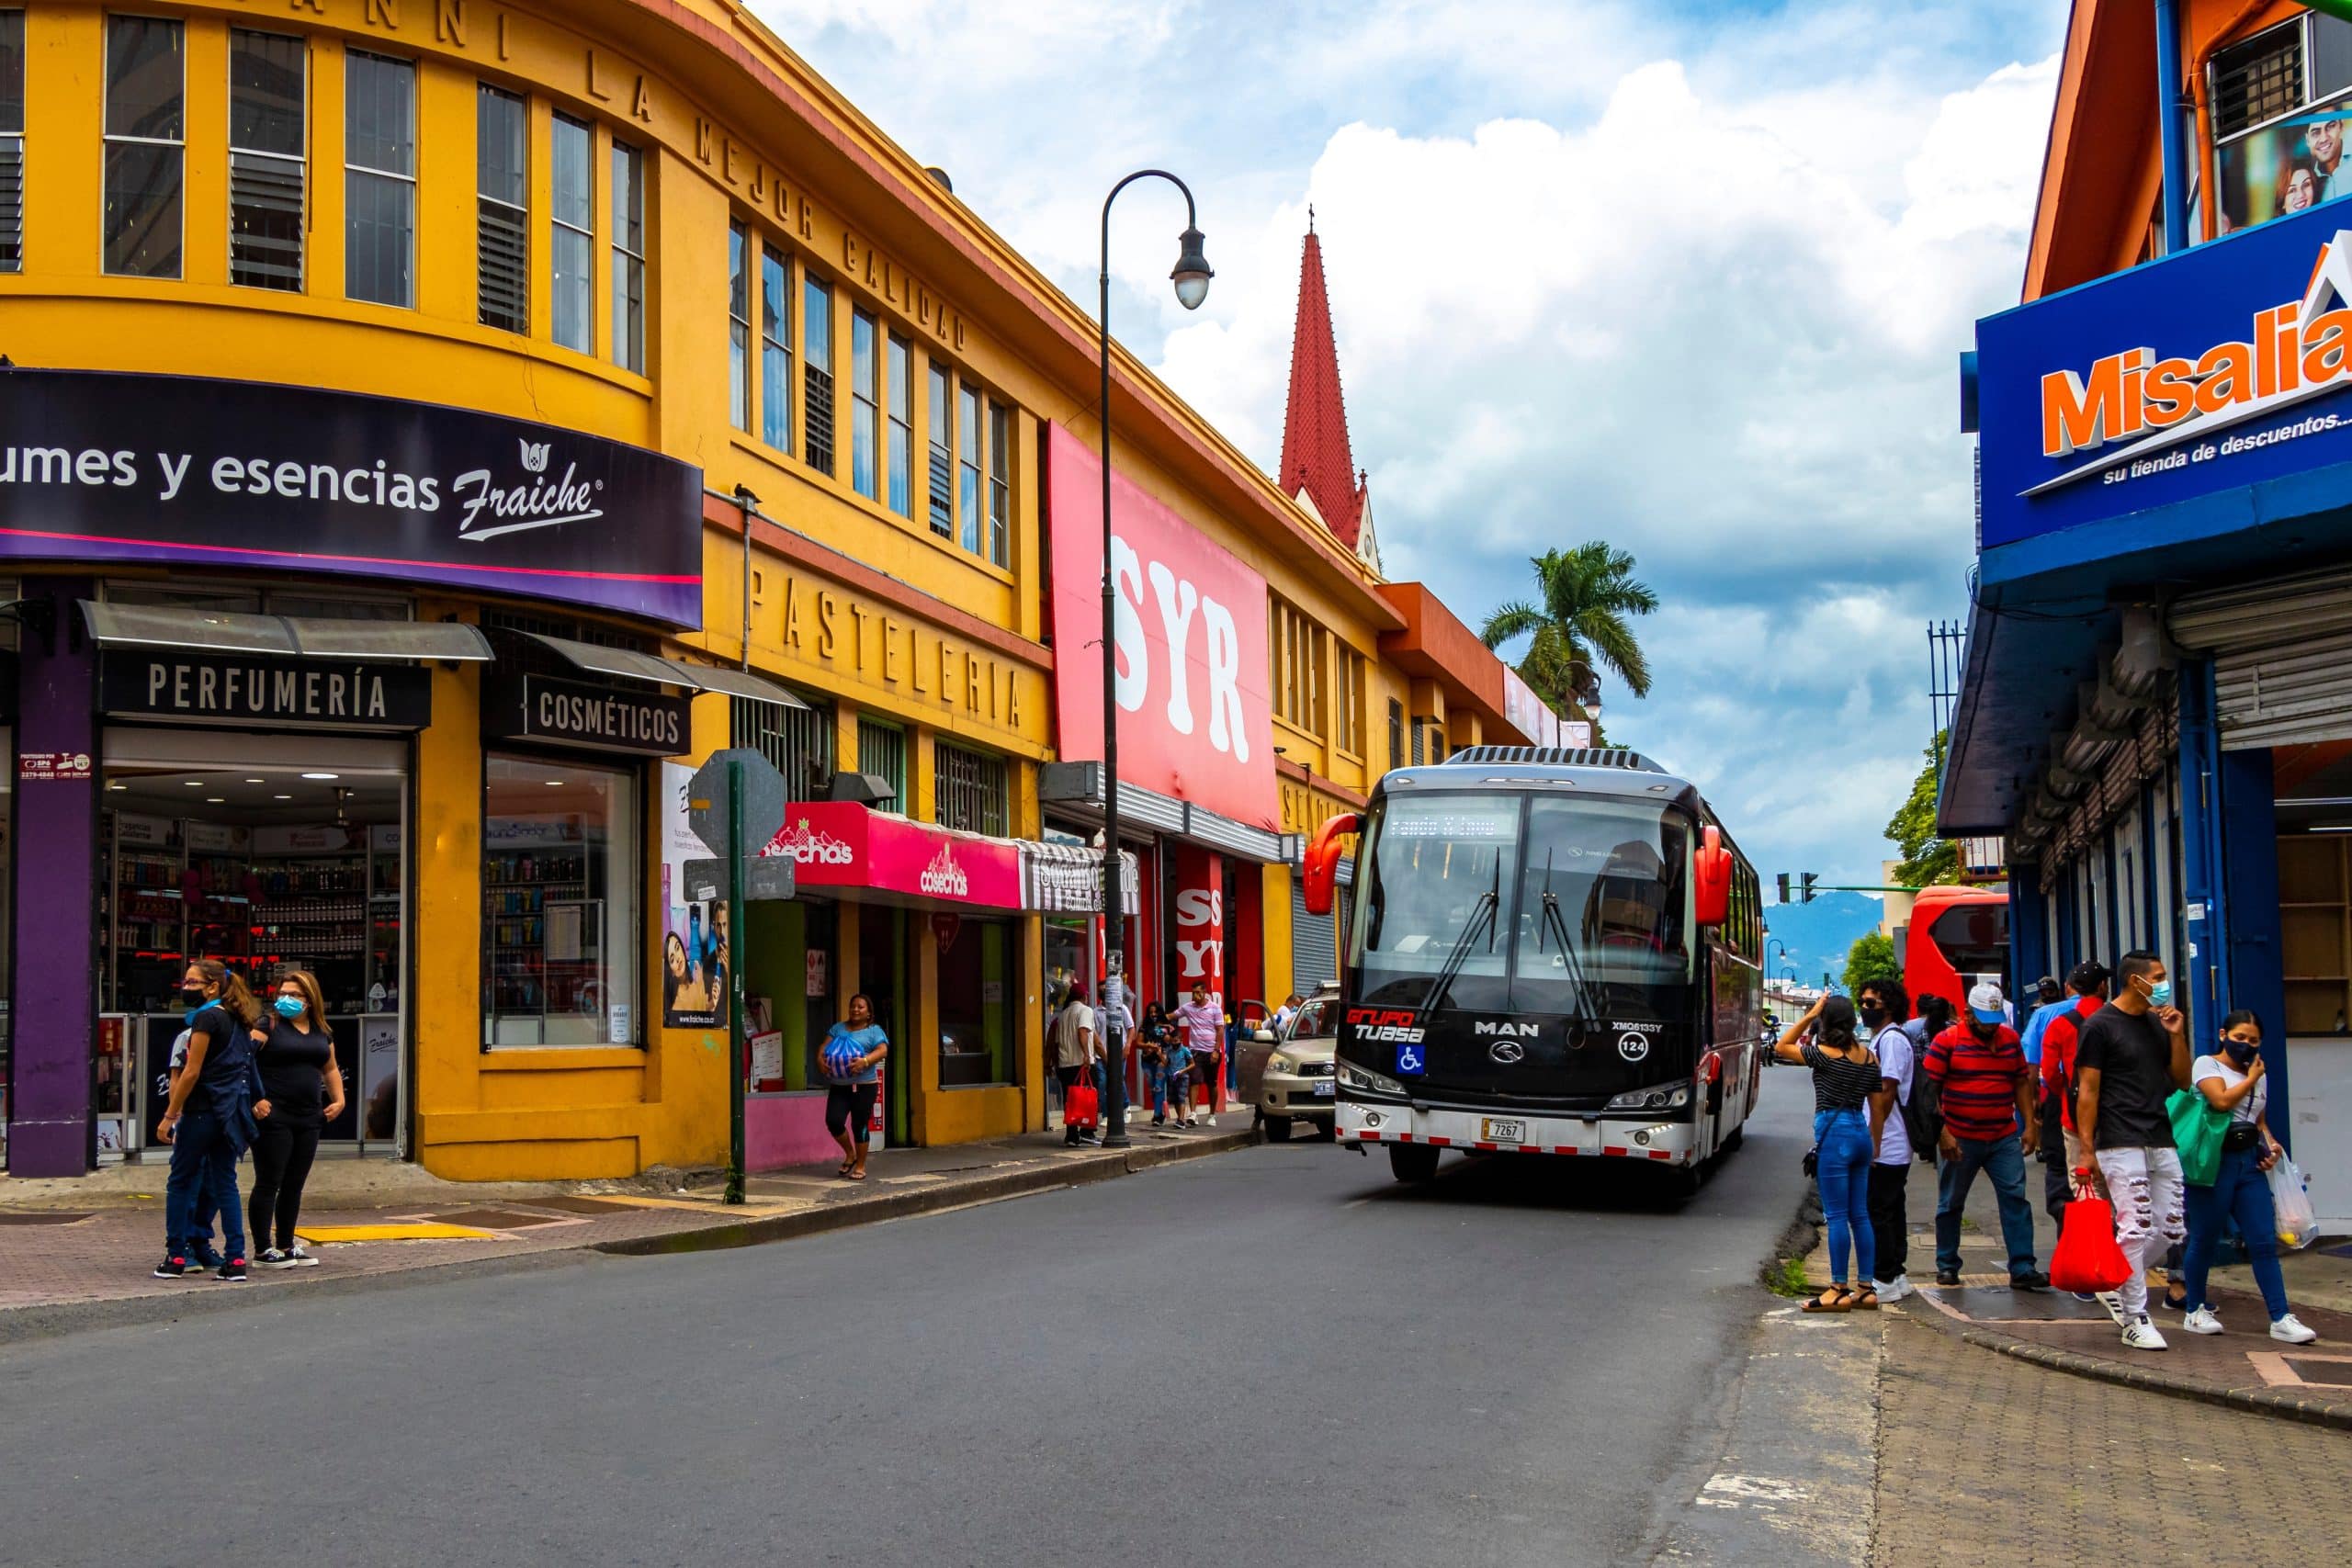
1446,746,1663,773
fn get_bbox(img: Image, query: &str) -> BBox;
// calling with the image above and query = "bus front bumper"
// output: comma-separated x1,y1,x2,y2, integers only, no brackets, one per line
1334,1100,1698,1165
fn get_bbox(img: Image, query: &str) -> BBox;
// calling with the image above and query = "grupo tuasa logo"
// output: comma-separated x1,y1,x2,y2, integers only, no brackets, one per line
918,844,970,897
453,438,606,543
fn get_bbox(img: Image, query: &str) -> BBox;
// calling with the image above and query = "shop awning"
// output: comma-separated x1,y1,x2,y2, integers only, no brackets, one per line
766,802,1023,911
77,601,494,660
519,631,808,708
1020,839,1141,915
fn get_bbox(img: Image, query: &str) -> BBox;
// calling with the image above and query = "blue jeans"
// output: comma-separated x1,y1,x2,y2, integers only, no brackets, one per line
1814,1109,1876,1286
1146,1064,1169,1118
1935,1130,2040,1279
2184,1144,2290,1321
164,1109,246,1262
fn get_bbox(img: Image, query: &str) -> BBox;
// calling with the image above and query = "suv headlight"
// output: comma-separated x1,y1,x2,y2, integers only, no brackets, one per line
1339,1059,1405,1097
1605,1084,1691,1111
1268,1052,1296,1077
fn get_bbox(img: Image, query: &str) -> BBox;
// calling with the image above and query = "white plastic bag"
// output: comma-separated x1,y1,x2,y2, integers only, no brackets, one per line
2268,1154,2320,1251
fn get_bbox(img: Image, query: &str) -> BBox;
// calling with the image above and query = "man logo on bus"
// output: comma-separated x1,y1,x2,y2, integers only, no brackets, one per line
1617,1031,1650,1063
1488,1041,1525,1065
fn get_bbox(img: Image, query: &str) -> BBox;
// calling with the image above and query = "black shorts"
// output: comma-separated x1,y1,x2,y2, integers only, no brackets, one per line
825,1082,878,1142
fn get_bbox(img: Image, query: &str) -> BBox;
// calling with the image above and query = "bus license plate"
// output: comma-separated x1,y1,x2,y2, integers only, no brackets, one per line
1312,1080,1335,1098
1480,1118,1527,1145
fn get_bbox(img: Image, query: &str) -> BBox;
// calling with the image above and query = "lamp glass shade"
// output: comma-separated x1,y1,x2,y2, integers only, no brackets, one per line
1170,226,1214,310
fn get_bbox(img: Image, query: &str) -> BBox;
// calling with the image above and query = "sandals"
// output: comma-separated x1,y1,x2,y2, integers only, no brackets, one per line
1802,1287,1853,1314
846,1167,867,1181
1849,1288,1881,1311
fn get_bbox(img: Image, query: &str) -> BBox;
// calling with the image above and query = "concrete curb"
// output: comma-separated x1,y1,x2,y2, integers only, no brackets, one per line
1894,1298,2352,1435
594,1126,1261,1257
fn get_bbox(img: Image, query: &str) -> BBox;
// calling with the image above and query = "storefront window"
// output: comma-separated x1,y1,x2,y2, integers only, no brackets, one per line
938,917,1015,1087
483,754,639,1047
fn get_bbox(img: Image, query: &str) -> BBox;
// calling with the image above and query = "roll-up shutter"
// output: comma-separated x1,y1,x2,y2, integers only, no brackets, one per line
2172,567,2352,750
1291,879,1337,995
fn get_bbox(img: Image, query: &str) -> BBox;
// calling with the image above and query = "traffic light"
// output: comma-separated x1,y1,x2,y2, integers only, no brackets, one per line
1801,873,1819,904
1776,872,1791,904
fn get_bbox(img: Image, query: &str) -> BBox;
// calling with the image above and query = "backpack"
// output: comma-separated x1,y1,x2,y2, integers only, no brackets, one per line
1902,1028,1943,1163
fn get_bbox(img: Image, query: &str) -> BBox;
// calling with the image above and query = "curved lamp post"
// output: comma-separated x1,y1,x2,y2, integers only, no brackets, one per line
1097,170,1211,1149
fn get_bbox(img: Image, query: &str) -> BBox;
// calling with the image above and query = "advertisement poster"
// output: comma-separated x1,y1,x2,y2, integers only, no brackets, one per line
660,761,726,1031
2217,107,2352,237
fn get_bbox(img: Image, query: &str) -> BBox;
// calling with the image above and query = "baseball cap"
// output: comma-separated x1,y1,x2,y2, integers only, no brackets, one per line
2066,959,2109,993
1967,981,2007,1024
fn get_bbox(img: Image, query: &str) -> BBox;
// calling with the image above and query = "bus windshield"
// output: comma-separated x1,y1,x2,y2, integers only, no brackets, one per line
1347,792,1692,1016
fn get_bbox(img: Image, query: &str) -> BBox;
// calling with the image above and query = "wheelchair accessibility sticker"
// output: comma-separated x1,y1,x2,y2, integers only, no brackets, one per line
1396,1044,1427,1077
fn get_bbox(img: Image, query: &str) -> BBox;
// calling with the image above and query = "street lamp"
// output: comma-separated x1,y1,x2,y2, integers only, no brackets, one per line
1097,169,1212,1150
1766,937,1792,976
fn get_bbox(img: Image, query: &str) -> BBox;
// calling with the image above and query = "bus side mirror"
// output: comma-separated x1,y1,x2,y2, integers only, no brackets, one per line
1695,825,1732,927
1303,813,1360,918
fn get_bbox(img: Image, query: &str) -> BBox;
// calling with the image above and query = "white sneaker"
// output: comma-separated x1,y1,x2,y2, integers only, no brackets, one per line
284,1244,320,1268
2182,1307,2225,1336
2271,1314,2320,1345
1873,1277,1913,1303
2097,1292,2129,1327
2120,1314,2169,1351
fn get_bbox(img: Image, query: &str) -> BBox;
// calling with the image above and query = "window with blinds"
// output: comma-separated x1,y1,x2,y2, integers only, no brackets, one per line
733,693,834,802
228,29,303,291
857,716,905,814
0,11,23,274
803,274,836,477
2211,21,2305,141
475,85,527,333
927,359,954,538
934,740,1008,837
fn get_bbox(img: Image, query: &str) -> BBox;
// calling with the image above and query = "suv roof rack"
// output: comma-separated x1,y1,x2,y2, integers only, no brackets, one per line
1443,746,1665,773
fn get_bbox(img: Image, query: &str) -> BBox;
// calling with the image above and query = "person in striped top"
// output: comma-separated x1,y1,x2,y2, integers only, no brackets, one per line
1926,981,2048,1292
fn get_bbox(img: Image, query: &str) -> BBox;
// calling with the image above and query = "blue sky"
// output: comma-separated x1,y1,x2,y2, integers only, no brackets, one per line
752,0,2069,891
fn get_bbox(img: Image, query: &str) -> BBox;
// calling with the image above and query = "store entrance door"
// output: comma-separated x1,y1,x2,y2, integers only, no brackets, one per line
99,730,408,1160
858,902,910,1147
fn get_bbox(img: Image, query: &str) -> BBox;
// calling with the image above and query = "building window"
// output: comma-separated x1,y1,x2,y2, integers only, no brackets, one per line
760,243,790,451
228,29,303,292
2210,17,2352,236
927,359,954,538
482,754,639,1048
934,740,1008,837
726,221,751,432
732,694,833,802
549,112,594,353
850,308,878,500
1270,596,1327,735
0,11,26,274
475,85,528,333
608,140,645,373
1387,697,1404,773
988,402,1012,568
938,918,1015,1087
345,50,414,308
857,716,905,814
956,383,982,556
1334,645,1367,755
887,333,914,518
802,274,835,476
2212,21,2306,141
103,15,184,278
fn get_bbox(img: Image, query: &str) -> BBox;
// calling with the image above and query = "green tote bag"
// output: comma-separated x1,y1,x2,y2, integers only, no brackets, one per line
2167,1088,2231,1187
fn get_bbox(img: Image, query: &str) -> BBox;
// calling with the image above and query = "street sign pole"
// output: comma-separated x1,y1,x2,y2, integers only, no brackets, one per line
726,753,749,1205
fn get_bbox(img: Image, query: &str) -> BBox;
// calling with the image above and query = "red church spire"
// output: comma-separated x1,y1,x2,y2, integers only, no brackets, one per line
1278,210,1366,548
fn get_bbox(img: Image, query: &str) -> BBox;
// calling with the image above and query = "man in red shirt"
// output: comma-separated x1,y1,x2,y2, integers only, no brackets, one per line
2036,960,2109,1224
1925,981,2047,1291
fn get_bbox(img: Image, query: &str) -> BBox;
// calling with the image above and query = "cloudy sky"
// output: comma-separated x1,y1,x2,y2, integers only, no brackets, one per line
752,0,2065,891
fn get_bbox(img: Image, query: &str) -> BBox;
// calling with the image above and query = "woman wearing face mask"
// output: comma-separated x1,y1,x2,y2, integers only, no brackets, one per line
2178,1011,2320,1343
1773,995,1881,1312
249,970,345,1269
153,961,269,1282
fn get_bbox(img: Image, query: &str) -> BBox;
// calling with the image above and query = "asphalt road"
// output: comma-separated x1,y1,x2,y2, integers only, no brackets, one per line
0,1072,1813,1567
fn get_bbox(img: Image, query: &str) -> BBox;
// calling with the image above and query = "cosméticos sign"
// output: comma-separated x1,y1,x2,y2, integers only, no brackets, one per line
0,369,703,626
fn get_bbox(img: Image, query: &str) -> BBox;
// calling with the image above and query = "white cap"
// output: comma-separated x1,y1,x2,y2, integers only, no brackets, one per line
1967,980,2006,1024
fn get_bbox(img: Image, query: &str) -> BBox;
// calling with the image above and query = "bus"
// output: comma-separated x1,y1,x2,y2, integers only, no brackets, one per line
1302,746,1763,1191
1900,884,2009,1021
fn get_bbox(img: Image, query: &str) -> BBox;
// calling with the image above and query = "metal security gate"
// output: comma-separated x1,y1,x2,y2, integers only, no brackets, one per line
1291,879,1336,995
2174,568,2352,750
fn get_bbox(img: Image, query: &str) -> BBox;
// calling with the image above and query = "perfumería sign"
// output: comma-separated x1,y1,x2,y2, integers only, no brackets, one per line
0,370,703,626
484,673,690,756
102,653,433,728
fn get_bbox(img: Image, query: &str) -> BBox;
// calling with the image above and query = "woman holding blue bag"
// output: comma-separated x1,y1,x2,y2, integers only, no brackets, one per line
821,993,888,1180
2178,1010,2319,1344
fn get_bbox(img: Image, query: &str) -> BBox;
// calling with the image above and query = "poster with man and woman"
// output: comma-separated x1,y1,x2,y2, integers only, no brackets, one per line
660,760,729,1031
2216,107,2352,235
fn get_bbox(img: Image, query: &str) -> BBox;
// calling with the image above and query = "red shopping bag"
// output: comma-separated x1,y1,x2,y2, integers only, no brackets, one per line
2050,1194,2132,1293
1066,1079,1100,1131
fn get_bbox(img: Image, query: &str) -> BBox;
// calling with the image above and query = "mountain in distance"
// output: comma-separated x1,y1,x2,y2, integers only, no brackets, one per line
1758,891,1883,989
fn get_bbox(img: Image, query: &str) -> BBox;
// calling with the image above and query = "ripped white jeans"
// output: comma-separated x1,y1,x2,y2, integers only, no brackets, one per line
2095,1145,2186,1317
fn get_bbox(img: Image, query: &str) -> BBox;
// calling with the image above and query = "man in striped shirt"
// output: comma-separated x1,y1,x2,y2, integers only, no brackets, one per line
1925,981,2048,1291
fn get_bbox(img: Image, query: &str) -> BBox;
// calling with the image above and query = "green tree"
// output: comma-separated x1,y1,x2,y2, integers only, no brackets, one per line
1887,730,1962,888
1479,542,1659,707
1843,931,1902,995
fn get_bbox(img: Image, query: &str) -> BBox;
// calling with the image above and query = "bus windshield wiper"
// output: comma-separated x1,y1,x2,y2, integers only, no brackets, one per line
1543,890,1604,1032
1416,858,1499,1023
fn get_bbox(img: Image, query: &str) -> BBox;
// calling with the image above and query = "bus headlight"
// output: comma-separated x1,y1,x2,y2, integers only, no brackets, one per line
1339,1060,1405,1097
1605,1085,1691,1111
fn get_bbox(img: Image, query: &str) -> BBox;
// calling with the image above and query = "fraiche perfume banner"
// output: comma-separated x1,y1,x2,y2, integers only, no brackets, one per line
0,369,704,626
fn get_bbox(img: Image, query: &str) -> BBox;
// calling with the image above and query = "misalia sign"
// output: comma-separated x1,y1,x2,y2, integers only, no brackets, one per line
0,369,704,626
1976,205,2352,554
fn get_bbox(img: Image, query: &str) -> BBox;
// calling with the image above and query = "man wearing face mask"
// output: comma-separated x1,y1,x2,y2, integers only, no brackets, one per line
2074,950,2195,1351
1925,981,2047,1292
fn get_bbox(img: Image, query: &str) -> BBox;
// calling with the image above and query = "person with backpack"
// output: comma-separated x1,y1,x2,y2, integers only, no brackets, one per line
1926,982,2050,1292
1860,978,1918,1302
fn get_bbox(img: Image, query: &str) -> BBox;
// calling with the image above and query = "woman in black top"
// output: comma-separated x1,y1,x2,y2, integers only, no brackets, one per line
1773,996,1881,1312
250,969,345,1269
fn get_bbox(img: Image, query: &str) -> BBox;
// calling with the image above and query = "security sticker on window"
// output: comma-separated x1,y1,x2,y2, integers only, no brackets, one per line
1396,1043,1427,1077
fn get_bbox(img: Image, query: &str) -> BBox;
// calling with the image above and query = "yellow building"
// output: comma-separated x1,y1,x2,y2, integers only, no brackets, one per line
0,0,1551,1182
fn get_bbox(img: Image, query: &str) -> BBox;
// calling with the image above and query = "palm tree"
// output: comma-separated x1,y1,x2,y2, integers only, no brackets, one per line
1478,543,1658,706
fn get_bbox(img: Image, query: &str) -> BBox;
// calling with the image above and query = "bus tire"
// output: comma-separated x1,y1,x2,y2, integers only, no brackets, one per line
1264,1114,1294,1143
1663,1161,1704,1199
1388,1145,1440,1183
1721,1125,1745,1156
